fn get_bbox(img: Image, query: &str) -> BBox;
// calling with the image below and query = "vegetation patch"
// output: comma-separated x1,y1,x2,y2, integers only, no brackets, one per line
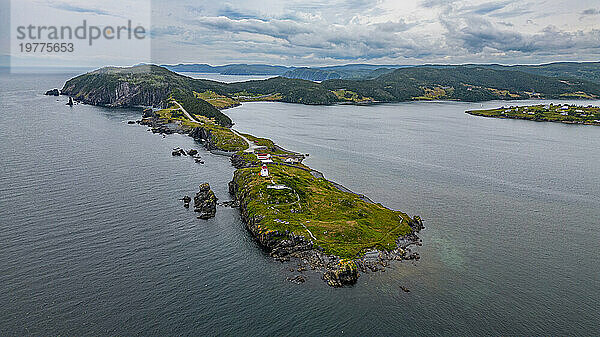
413,86,453,100
332,89,374,102
195,90,240,109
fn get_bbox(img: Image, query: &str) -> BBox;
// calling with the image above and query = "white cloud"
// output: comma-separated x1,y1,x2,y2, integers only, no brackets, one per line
7,0,600,67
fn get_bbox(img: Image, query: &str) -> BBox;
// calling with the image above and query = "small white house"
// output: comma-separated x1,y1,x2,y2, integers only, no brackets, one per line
260,165,269,177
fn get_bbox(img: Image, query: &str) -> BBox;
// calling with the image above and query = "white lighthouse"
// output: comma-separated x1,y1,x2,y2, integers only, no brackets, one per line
260,165,269,177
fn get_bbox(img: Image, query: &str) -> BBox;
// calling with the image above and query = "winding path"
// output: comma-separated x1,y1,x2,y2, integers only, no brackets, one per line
230,130,263,153
172,101,202,124
173,99,259,153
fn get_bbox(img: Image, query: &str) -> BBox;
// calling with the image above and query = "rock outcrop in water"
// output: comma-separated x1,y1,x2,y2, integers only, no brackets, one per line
194,183,217,219
323,260,359,287
45,88,60,96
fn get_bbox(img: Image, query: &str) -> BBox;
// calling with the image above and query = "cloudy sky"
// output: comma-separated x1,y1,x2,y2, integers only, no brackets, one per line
4,0,600,68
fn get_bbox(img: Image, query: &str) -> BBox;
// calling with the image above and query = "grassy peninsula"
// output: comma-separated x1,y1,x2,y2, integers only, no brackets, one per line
230,162,415,259
467,104,600,125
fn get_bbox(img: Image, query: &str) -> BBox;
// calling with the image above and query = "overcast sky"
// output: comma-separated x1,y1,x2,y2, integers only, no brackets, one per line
4,0,600,67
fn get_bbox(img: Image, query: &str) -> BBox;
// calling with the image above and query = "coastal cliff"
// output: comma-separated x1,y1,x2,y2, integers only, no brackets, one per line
62,80,172,107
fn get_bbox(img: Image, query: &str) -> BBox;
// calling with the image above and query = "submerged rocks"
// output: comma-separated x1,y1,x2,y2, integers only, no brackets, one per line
181,195,191,208
187,149,198,156
45,88,60,96
287,275,306,284
172,147,187,156
194,183,217,219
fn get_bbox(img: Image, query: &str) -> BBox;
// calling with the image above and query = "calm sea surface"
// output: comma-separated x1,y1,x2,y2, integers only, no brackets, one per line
1,73,599,336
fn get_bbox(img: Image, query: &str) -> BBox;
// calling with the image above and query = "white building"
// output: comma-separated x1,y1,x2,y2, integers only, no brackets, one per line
260,165,269,177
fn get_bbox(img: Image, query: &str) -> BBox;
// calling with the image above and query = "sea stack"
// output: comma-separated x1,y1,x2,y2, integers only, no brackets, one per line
66,97,74,106
194,183,217,219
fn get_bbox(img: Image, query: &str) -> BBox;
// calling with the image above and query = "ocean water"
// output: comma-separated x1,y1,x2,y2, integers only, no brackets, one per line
176,72,276,83
1,73,599,336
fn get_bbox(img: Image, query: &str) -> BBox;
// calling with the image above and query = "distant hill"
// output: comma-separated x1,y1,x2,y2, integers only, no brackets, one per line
61,64,600,117
161,62,600,84
414,62,600,84
321,66,600,101
162,64,294,75
281,64,408,81
163,63,409,81
482,62,600,84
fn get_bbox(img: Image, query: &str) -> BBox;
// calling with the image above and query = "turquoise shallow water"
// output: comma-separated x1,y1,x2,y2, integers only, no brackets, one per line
1,73,599,336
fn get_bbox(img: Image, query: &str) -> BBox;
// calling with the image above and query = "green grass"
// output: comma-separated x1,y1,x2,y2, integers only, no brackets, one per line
195,90,240,109
331,89,373,102
203,123,248,151
233,164,413,258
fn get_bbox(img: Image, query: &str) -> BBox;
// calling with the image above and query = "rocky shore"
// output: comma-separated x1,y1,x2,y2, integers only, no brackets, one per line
138,108,235,154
